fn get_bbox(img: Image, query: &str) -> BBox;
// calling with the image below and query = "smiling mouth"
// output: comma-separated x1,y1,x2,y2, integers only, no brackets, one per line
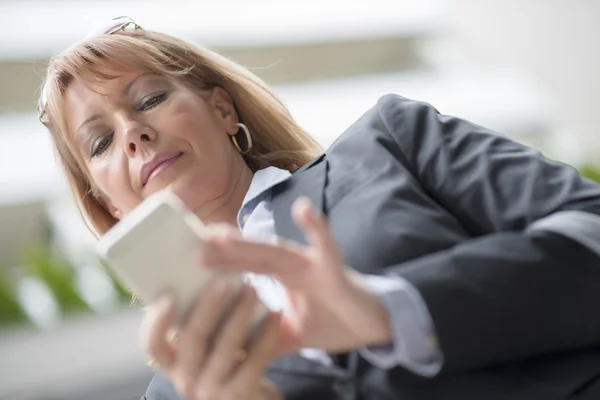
144,152,183,186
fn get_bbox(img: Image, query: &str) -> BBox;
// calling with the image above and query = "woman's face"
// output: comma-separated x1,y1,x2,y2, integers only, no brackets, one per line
63,70,246,220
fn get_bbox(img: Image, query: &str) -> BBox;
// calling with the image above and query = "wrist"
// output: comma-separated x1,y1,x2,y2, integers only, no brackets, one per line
344,269,394,346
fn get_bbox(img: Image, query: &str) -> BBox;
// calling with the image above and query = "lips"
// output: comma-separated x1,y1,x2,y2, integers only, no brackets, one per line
141,151,183,187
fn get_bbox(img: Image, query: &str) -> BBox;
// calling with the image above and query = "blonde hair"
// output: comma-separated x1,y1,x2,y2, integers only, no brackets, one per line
40,30,322,236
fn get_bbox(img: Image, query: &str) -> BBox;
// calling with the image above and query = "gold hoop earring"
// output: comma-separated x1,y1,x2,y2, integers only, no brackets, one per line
230,123,253,155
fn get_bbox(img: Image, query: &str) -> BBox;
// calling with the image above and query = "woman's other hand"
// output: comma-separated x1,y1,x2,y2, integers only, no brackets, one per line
140,281,283,400
199,198,393,355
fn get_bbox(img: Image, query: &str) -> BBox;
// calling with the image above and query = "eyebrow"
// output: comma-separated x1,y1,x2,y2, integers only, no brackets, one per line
122,71,154,96
76,72,155,136
76,114,101,137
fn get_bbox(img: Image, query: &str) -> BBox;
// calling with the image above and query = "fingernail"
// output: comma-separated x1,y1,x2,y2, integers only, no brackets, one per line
296,196,312,209
206,235,229,248
293,197,313,218
155,294,174,312
167,329,179,343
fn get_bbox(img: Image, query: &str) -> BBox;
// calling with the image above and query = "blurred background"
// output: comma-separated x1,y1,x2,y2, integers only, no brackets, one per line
0,0,599,399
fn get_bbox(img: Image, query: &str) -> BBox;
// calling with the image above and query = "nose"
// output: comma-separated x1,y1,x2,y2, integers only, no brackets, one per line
121,120,156,157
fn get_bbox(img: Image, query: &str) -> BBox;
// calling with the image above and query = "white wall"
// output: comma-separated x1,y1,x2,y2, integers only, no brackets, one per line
446,0,600,164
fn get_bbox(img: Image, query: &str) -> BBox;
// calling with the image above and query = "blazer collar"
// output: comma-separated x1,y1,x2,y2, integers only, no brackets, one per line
271,154,356,378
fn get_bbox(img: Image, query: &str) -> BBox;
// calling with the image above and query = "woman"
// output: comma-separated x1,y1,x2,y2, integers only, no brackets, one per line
38,17,600,400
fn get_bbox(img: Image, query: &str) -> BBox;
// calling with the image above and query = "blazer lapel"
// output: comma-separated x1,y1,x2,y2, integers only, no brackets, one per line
270,155,352,379
272,154,328,245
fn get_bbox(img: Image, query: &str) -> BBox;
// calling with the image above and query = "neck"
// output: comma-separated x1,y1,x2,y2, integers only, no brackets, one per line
193,162,254,227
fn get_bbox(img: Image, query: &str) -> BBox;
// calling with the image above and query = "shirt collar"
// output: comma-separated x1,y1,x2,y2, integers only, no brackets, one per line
242,166,292,207
236,166,292,228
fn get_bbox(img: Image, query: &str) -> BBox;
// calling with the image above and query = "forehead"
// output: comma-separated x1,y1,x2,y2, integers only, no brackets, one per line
65,68,146,102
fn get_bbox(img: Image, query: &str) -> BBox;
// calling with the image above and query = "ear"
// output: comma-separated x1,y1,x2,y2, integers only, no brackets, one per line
208,87,239,135
96,195,122,220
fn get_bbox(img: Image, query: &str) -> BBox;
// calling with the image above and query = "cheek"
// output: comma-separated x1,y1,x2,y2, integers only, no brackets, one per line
88,158,138,211
155,98,238,211
158,93,230,156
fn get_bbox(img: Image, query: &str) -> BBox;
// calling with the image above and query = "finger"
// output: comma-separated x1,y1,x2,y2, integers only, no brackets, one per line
140,294,177,369
292,196,342,265
198,285,259,385
261,379,284,400
204,222,242,240
173,278,232,398
271,313,303,358
199,237,308,276
232,310,283,388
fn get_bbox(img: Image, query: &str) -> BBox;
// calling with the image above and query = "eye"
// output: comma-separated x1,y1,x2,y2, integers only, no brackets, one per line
90,131,114,158
138,92,167,112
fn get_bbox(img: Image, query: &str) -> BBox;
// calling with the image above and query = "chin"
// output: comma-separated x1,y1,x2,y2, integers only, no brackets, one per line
161,179,204,214
148,168,226,218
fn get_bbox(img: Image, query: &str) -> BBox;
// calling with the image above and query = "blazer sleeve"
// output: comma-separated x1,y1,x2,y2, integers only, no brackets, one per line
374,94,600,374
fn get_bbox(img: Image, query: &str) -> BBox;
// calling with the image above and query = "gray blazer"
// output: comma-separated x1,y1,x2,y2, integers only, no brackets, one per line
144,94,600,400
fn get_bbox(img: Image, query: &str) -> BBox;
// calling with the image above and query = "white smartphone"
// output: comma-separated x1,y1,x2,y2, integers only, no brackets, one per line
96,189,268,334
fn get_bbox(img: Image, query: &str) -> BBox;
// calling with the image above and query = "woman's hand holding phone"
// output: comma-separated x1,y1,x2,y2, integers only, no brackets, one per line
140,278,283,400
97,191,283,399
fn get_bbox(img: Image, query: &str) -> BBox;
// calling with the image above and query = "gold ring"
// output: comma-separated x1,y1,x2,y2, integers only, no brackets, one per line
167,328,179,344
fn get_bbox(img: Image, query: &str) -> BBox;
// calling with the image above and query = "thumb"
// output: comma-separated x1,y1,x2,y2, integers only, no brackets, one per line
271,314,302,358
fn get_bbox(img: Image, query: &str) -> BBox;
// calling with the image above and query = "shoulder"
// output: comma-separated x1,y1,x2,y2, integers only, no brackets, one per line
375,93,438,115
143,371,183,400
327,94,439,155
328,94,440,150
375,93,441,129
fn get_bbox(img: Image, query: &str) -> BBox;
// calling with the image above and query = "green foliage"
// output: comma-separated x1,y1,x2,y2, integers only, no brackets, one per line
578,164,600,183
95,256,135,304
0,269,27,325
0,244,137,329
20,244,90,313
